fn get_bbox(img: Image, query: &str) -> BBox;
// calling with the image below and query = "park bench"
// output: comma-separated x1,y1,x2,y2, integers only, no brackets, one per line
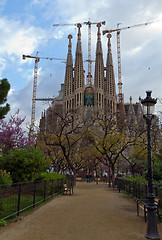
137,198,161,222
95,178,101,182
63,184,71,196
76,177,82,182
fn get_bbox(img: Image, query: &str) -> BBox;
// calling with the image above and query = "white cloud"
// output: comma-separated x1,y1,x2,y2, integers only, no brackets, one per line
148,17,162,33
7,30,37,55
8,88,14,96
0,17,48,57
53,29,65,39
0,57,6,76
127,46,143,55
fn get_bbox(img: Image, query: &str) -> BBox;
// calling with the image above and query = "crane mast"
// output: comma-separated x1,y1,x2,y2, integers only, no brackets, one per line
53,20,106,86
103,20,157,104
86,22,92,86
83,21,105,86
116,23,123,104
31,52,39,138
22,53,65,139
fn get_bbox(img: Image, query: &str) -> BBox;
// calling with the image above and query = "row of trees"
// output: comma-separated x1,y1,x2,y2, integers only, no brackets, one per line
37,111,161,185
0,78,161,185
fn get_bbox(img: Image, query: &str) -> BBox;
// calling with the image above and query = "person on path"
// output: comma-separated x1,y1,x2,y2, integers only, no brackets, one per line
86,173,89,183
89,173,92,183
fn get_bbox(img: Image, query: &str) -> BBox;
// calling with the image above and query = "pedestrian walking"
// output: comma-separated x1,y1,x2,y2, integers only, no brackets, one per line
89,173,92,183
86,173,89,183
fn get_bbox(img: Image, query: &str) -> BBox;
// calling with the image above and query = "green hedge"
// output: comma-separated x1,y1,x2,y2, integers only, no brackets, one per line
37,172,66,181
122,176,147,184
123,176,162,187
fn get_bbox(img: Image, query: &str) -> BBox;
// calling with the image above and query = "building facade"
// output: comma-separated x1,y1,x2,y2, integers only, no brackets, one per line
39,24,145,133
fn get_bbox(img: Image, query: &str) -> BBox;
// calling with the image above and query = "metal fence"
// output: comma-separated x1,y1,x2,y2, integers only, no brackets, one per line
115,178,162,208
0,178,73,220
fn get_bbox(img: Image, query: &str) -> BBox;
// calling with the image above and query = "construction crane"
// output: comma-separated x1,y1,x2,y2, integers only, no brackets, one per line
53,20,105,85
84,21,105,86
22,52,65,139
103,20,158,104
35,98,55,101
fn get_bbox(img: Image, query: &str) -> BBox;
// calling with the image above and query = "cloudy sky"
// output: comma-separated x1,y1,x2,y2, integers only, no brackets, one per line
0,0,162,130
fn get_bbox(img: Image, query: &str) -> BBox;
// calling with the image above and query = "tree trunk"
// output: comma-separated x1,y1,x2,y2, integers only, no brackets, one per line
111,165,115,189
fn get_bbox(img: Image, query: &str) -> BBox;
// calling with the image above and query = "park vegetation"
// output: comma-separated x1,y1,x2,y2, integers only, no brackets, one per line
0,110,49,184
0,106,161,186
37,110,161,186
0,78,10,119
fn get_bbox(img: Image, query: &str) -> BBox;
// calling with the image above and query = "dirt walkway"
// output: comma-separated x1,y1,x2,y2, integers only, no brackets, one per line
0,182,161,240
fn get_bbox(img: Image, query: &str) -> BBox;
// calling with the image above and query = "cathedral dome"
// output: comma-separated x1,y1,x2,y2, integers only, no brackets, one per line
84,86,94,107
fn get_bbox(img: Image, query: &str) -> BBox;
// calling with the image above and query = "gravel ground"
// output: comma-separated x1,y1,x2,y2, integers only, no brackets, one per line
0,182,161,240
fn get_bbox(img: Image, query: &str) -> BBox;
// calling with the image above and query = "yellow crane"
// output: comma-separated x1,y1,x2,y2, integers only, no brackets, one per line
22,52,65,139
53,20,106,85
103,20,158,104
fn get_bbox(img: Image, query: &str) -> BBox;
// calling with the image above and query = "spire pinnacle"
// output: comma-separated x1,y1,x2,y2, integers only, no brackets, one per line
97,23,101,40
68,34,73,52
106,33,113,66
130,96,132,104
107,33,112,51
77,23,82,40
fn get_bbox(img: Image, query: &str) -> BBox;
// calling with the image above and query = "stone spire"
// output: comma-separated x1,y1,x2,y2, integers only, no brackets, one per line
104,33,117,114
39,110,46,132
136,96,145,131
96,23,102,54
66,34,73,66
127,96,137,131
94,23,104,111
74,24,84,109
76,23,82,54
107,33,113,66
63,35,74,113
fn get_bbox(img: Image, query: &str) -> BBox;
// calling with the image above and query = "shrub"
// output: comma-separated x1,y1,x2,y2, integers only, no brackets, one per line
123,176,147,184
36,172,66,181
0,170,12,185
2,147,48,183
145,160,162,183
0,219,6,227
153,160,162,181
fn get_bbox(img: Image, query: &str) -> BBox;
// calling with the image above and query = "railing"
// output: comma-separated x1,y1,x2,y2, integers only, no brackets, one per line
115,178,162,208
0,178,73,220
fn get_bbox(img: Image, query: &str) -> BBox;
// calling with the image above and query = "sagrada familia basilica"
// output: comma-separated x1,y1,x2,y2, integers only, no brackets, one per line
39,23,145,132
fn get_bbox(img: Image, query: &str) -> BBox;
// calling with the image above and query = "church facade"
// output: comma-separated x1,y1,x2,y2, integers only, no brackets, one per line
39,24,144,133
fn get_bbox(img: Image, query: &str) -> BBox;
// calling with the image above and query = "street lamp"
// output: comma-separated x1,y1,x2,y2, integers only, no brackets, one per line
108,160,111,188
141,91,160,240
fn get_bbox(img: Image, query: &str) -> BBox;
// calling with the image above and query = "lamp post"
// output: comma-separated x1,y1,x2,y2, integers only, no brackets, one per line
108,160,111,188
141,91,160,240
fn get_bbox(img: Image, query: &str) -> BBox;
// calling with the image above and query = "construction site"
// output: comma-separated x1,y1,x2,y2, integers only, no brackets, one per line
30,20,156,135
21,19,160,138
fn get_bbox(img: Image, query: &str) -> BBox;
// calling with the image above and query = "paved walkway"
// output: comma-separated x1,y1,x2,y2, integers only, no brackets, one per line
0,182,161,240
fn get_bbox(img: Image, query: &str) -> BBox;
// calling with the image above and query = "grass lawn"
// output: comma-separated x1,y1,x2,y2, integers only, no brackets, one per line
0,194,43,220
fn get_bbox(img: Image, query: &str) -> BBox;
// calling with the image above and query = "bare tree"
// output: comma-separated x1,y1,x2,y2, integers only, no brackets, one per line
87,113,142,185
38,111,88,179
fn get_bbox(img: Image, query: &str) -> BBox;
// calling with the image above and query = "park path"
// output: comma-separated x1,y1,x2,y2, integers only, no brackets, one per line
0,182,161,240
